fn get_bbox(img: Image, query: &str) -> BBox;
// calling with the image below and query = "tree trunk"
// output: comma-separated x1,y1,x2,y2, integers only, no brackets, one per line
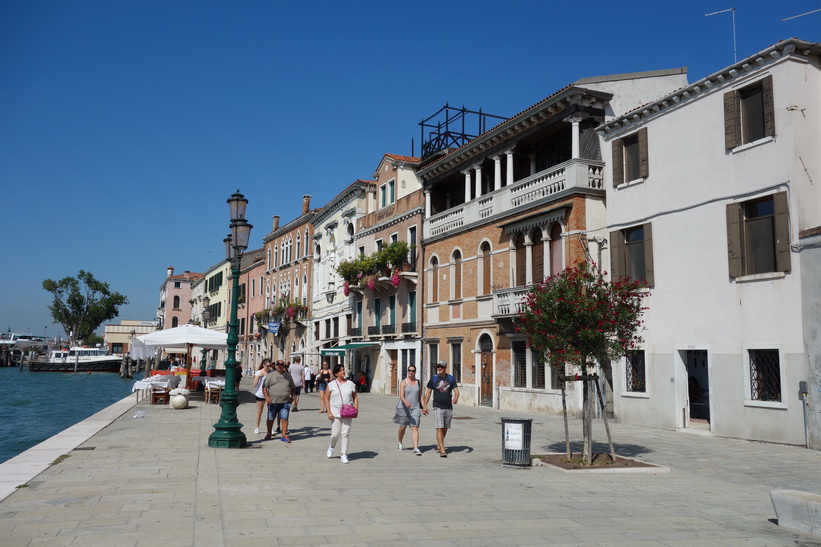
561,376,571,459
581,361,592,466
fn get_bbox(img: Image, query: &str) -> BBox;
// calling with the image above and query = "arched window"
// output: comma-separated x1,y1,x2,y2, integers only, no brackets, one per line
296,233,301,259
452,250,462,299
515,233,527,287
430,257,439,302
171,316,179,328
481,242,491,295
531,228,545,283
173,295,180,309
302,274,308,305
549,223,563,276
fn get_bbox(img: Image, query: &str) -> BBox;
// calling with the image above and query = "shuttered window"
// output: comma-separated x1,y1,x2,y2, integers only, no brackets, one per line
452,250,462,299
515,233,527,287
724,75,775,149
611,127,648,186
726,192,790,278
481,243,491,295
531,229,545,283
609,223,654,287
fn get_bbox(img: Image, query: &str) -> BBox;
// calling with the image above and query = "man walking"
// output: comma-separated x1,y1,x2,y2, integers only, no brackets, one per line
288,356,305,411
423,360,460,457
263,360,296,443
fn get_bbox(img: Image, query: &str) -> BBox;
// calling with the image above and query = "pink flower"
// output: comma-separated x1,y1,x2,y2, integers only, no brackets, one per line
343,281,350,296
391,271,400,287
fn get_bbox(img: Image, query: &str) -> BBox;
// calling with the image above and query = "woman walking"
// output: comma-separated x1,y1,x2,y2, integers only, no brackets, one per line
324,364,358,464
393,365,426,455
252,359,271,434
316,361,332,413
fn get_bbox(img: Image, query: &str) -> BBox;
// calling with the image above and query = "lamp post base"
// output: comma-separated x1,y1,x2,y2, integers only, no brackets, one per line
208,392,246,448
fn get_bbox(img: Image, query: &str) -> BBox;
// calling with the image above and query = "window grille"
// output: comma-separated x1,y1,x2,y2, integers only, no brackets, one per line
452,343,462,384
513,341,527,388
532,350,545,389
550,362,563,390
626,350,646,392
749,349,781,402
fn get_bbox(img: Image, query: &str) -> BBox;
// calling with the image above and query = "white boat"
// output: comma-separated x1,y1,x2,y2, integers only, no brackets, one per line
29,346,121,373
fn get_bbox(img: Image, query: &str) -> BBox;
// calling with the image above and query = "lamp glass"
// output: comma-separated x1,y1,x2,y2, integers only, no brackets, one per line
227,190,248,221
232,220,252,252
224,236,234,260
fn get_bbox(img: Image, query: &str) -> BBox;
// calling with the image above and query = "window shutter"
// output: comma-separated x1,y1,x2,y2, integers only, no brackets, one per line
773,191,791,273
612,140,623,186
724,91,739,149
516,234,527,287
726,203,743,278
762,75,775,138
643,223,654,288
532,230,545,283
609,230,624,279
638,128,649,179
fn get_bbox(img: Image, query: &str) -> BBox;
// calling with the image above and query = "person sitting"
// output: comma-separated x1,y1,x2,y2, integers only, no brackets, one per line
356,371,367,393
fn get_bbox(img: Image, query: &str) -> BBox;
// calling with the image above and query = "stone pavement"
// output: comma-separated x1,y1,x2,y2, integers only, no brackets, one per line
2,378,821,546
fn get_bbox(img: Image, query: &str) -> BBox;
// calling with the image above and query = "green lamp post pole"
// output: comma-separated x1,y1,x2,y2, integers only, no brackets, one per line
200,297,210,372
209,190,253,449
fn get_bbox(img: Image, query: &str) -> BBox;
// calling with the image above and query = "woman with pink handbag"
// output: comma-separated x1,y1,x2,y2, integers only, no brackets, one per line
324,364,359,464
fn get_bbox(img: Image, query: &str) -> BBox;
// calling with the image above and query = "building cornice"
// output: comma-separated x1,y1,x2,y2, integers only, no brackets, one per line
598,38,821,137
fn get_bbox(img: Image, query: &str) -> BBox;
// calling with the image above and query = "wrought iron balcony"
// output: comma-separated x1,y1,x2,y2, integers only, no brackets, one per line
368,325,381,336
402,321,417,334
381,324,396,336
350,327,362,338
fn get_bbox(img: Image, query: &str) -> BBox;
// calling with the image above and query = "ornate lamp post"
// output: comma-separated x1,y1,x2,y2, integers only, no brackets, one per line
208,190,253,448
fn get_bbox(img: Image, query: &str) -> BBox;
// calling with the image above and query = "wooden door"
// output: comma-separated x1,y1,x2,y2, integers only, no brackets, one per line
480,350,493,405
389,350,398,395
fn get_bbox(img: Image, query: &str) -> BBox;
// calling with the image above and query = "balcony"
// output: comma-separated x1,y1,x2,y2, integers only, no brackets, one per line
402,321,417,335
492,286,531,319
381,324,396,337
350,327,362,338
368,325,381,336
425,159,604,238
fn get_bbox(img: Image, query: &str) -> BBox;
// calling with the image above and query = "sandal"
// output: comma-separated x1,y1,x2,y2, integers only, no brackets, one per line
440,452,447,458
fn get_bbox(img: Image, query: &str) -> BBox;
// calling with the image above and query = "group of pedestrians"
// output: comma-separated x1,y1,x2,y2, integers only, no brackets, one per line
249,356,460,463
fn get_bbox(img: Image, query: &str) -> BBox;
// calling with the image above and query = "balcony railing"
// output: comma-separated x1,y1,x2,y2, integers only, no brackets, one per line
402,321,417,334
381,324,396,336
492,286,531,318
350,327,362,338
426,159,604,238
368,325,381,336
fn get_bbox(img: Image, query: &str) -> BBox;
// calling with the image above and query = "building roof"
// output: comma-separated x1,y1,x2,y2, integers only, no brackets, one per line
598,38,821,136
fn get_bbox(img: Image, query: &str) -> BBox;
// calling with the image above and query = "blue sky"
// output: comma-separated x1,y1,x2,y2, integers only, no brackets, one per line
1,0,819,337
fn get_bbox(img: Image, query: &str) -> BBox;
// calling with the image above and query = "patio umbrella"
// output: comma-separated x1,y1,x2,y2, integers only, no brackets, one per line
136,324,228,378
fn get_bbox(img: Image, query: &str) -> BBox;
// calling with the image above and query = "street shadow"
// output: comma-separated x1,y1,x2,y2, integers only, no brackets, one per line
347,451,378,461
541,441,653,458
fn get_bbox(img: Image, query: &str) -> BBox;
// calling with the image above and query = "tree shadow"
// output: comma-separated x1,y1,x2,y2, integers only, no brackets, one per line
540,440,653,459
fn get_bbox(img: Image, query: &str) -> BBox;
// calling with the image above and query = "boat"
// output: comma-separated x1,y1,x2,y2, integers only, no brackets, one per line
29,346,122,373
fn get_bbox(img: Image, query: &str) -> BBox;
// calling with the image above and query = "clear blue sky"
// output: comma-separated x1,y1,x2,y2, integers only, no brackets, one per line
1,0,818,337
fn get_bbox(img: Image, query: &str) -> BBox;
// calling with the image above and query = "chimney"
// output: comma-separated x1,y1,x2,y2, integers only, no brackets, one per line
272,215,280,231
302,195,311,215
166,267,174,278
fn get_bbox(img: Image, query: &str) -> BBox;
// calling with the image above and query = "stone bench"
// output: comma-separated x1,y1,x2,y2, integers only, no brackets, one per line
771,489,821,536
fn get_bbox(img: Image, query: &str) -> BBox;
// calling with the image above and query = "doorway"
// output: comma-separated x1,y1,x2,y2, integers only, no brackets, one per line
683,349,710,430
479,334,493,406
389,350,397,395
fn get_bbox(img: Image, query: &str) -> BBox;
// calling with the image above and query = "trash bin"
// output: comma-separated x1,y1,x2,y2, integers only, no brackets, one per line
501,418,533,468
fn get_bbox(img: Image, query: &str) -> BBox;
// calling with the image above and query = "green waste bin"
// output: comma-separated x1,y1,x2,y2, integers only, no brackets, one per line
501,418,532,467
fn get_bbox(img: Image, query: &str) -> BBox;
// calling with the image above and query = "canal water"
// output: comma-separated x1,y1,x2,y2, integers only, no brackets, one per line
0,367,142,464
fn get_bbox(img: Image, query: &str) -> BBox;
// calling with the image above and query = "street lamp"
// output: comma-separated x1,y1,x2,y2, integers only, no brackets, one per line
209,189,253,448
201,296,211,372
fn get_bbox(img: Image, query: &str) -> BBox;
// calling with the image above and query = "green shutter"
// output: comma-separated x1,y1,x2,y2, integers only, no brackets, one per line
724,91,739,149
774,191,791,273
643,223,654,288
638,128,649,179
612,140,623,187
726,203,743,278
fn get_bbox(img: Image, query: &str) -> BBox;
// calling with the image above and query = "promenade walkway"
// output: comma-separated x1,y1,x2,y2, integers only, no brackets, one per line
1,378,821,546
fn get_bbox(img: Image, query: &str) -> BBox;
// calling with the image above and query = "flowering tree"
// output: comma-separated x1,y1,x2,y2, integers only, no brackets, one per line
517,261,648,465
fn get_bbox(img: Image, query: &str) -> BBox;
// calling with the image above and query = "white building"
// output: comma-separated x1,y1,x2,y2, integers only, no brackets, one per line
600,38,821,447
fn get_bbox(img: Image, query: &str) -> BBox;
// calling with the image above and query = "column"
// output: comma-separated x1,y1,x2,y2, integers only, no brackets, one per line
524,234,534,286
529,155,536,176
462,170,472,202
505,149,514,187
566,116,582,159
492,155,502,191
424,189,431,218
473,164,482,199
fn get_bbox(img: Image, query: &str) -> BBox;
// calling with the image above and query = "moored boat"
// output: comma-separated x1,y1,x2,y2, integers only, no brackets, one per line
29,347,121,373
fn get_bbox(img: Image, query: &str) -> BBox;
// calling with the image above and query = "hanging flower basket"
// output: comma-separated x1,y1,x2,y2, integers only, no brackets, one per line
391,271,401,287
365,275,377,291
343,281,350,296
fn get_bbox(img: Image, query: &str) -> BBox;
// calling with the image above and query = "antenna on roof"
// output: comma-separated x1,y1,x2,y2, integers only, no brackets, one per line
705,7,737,64
782,8,821,21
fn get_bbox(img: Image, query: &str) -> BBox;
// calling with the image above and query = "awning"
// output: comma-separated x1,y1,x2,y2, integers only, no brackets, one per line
319,342,379,356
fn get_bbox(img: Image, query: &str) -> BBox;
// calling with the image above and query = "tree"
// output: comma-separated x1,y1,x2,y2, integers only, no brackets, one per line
516,261,648,465
42,270,128,342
